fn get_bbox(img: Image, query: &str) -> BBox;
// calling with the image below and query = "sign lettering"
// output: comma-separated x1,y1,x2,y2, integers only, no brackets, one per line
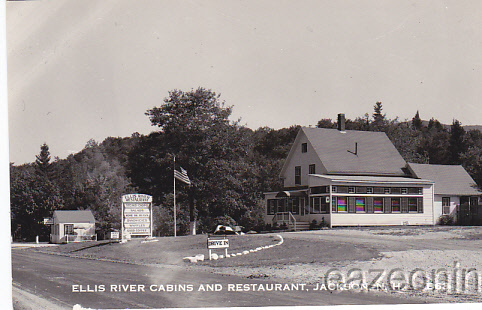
122,194,153,237
207,238,229,249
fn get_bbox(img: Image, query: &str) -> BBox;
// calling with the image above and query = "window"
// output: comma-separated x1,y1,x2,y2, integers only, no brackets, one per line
356,198,366,212
442,197,450,215
373,197,384,213
401,188,408,195
291,198,299,214
408,198,418,212
337,197,347,212
301,143,308,153
320,196,329,213
348,187,355,193
309,164,316,174
64,224,74,235
332,197,337,212
384,188,391,194
408,187,422,194
311,186,328,194
470,197,479,207
374,187,385,194
267,199,277,215
313,197,320,213
277,199,286,213
332,186,337,193
391,198,401,212
367,187,373,194
295,166,301,185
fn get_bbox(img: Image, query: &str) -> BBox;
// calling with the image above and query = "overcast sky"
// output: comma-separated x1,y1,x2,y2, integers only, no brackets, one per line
6,0,482,165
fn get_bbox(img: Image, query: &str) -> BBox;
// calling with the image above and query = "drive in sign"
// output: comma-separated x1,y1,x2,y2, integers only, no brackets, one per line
122,194,153,238
207,237,230,260
207,239,229,249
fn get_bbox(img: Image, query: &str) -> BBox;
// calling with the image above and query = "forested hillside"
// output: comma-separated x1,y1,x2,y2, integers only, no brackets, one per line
10,88,482,240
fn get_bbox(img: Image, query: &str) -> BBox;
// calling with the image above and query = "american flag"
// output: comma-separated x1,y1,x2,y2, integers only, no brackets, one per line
174,167,191,185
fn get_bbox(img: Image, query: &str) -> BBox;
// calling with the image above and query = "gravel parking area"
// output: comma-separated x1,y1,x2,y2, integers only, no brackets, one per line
195,226,482,303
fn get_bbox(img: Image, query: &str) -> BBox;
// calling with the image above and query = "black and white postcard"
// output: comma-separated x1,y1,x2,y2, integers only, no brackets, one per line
5,1,482,309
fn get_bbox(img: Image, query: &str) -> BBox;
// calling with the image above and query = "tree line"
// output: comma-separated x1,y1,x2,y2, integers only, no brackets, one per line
10,89,482,240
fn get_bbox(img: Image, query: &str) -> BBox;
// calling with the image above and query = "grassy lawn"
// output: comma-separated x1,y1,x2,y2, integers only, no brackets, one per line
29,234,284,265
201,237,379,268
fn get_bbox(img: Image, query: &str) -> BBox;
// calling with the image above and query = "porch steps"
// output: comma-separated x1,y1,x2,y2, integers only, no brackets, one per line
291,221,310,231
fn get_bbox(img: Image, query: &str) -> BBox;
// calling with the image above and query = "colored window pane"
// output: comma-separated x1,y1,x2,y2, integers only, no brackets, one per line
373,198,383,212
356,198,365,212
337,197,347,212
408,198,418,212
392,198,401,212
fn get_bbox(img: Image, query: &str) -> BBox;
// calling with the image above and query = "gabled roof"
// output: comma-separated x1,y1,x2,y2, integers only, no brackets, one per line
407,163,481,196
53,210,96,223
298,127,408,176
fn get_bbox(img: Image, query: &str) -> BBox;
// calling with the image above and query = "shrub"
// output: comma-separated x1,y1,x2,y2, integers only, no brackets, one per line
438,215,454,225
310,219,318,230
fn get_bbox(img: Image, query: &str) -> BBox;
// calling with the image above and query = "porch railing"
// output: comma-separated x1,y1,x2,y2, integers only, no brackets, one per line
272,212,297,231
66,234,97,243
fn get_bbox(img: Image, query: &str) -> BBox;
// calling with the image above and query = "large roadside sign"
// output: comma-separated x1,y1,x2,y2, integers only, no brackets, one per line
122,194,153,238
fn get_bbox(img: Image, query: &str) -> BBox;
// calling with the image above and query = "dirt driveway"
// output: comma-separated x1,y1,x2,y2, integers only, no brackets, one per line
196,226,482,303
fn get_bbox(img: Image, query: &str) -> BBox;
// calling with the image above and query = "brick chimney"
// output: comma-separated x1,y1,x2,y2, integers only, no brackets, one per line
338,113,346,132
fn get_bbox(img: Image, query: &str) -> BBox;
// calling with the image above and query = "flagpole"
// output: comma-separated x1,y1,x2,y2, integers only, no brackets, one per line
173,156,177,237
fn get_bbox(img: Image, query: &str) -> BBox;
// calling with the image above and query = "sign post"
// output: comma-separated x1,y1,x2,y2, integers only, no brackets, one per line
122,194,153,240
207,236,229,260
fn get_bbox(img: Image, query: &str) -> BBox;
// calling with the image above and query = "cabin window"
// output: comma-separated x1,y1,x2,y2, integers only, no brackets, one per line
442,197,450,215
64,224,74,235
470,197,479,207
301,143,308,153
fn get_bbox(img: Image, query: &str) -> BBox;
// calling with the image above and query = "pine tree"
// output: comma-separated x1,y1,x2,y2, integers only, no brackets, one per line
372,102,386,131
412,110,423,130
35,143,51,179
448,119,466,165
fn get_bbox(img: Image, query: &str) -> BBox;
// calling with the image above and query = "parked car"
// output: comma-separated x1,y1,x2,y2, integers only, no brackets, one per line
213,225,238,235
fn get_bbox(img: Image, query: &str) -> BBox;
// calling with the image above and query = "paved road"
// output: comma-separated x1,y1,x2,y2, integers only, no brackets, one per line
12,250,421,309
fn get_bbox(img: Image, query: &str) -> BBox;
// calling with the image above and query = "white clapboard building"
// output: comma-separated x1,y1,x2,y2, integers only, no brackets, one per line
264,114,481,229
50,210,96,243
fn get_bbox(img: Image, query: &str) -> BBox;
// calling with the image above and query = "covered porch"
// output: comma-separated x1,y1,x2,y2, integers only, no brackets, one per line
268,190,311,231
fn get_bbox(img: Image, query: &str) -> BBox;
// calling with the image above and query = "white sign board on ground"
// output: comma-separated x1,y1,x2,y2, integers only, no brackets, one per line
110,231,119,239
207,237,230,260
122,194,153,238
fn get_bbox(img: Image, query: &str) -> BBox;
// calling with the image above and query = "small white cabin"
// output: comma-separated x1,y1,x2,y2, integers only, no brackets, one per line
50,210,96,244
